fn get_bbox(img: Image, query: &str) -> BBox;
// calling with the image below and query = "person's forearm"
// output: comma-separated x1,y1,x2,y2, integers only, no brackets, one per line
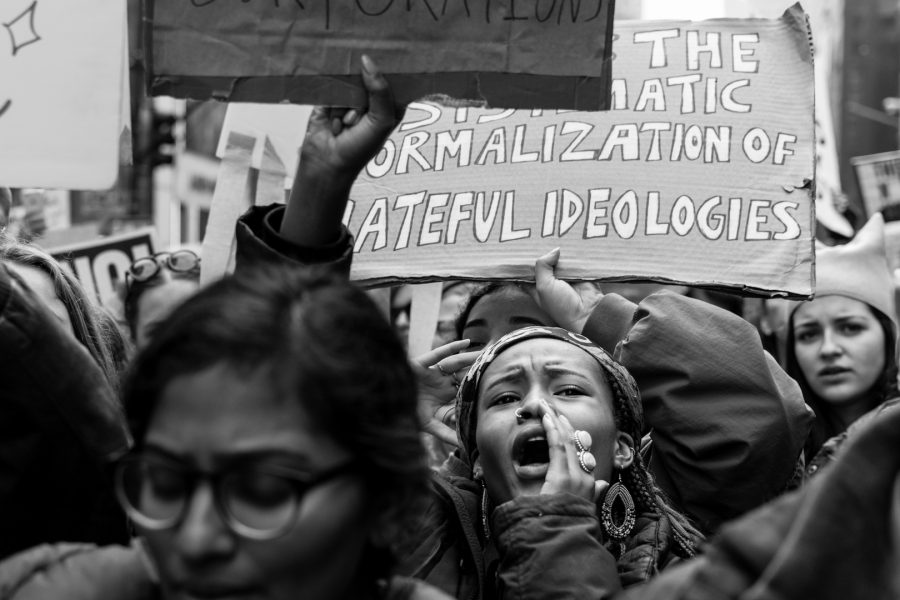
280,164,353,247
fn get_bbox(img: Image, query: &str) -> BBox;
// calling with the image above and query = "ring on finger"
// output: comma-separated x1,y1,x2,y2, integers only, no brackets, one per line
578,450,597,474
571,430,593,453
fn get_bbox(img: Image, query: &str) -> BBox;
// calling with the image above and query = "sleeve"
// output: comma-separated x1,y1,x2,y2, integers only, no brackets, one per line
393,473,485,600
582,290,813,534
233,203,352,277
492,493,621,600
617,405,900,600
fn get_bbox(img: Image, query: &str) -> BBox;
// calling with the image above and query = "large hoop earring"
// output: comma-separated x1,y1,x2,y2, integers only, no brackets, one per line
601,471,635,555
480,479,491,542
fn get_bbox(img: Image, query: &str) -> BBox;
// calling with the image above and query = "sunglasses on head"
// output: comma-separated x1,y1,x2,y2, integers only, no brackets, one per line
126,250,201,288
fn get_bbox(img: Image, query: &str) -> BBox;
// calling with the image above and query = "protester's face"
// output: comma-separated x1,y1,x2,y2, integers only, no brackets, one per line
142,363,370,600
462,289,554,351
7,262,74,337
135,277,199,349
793,295,886,409
474,339,619,504
434,285,472,348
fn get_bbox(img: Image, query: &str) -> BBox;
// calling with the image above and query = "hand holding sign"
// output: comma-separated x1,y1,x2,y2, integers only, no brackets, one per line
533,248,605,334
281,54,404,247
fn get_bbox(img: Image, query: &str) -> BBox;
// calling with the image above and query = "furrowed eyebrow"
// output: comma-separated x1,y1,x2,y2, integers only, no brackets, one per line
481,367,526,390
543,365,591,379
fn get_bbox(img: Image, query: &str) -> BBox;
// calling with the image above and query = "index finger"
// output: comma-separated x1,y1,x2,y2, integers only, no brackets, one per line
415,339,471,368
360,54,400,132
439,349,481,374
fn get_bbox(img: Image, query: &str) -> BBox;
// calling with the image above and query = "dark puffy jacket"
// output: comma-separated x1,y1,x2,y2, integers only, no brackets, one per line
615,400,900,600
0,264,131,559
583,291,813,534
396,453,680,600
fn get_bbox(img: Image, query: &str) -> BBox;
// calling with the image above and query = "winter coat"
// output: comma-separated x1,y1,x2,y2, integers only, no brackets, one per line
613,397,900,600
396,454,680,600
804,396,900,478
234,203,352,276
0,542,454,600
0,263,131,559
584,291,813,533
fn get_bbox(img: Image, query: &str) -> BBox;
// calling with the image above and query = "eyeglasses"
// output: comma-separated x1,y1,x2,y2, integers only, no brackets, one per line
114,454,355,540
126,250,201,288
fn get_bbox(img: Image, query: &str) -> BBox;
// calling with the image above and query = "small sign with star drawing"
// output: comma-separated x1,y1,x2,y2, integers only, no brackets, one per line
0,1,127,189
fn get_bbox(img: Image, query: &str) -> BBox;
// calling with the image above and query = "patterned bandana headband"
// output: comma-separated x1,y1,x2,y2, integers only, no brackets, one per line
455,325,643,467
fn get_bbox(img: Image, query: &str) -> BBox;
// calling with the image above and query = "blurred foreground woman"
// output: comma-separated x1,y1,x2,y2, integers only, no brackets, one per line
1,265,452,600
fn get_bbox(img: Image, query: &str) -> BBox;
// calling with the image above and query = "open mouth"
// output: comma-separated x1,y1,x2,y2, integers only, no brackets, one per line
518,436,550,465
511,425,550,479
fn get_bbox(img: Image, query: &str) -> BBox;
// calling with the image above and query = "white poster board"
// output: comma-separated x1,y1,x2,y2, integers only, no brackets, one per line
0,0,127,189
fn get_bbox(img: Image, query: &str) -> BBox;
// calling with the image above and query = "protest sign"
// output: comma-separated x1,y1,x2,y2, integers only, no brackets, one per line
145,0,615,110
342,5,816,297
50,228,156,307
207,6,815,297
851,150,900,221
0,0,127,189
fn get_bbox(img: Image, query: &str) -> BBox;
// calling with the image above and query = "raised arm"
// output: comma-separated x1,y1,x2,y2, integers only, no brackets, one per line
235,55,403,274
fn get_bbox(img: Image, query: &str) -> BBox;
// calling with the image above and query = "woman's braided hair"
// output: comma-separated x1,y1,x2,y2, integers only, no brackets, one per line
607,375,701,558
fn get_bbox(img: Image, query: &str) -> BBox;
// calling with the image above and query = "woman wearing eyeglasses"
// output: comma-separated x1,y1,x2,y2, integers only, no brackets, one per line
2,265,452,600
123,249,202,349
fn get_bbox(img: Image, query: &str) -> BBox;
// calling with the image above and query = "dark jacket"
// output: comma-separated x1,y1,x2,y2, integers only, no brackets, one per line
234,203,352,276
614,397,900,600
804,396,900,478
397,453,679,600
584,292,813,533
0,263,131,559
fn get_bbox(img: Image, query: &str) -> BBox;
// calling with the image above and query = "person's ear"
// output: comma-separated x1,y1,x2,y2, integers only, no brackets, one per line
614,432,635,469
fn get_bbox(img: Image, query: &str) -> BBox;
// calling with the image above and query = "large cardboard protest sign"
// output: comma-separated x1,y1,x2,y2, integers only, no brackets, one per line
146,0,615,110
50,228,156,307
0,0,127,189
342,6,815,297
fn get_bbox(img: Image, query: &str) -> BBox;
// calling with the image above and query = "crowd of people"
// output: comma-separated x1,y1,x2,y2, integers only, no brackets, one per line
1,54,899,600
